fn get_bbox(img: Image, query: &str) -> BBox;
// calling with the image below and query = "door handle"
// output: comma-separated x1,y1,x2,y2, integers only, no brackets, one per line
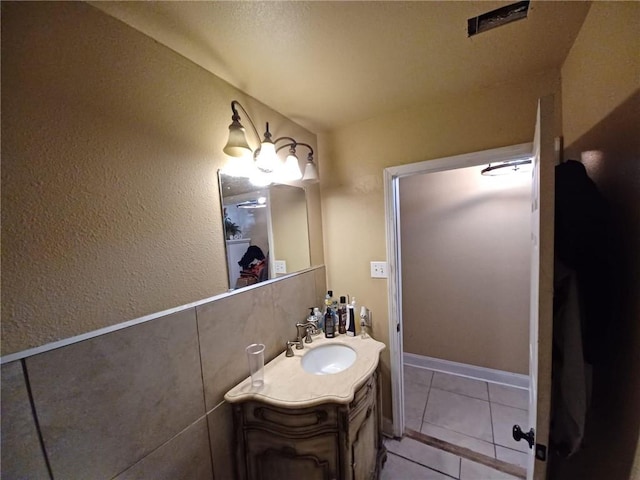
512,425,535,449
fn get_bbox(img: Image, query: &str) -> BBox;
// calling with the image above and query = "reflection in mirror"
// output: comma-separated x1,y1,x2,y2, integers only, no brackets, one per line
219,172,311,290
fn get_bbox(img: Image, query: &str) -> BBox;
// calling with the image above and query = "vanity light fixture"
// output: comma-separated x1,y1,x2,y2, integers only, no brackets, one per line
222,100,319,185
281,148,303,181
301,154,319,183
481,158,533,176
277,142,318,182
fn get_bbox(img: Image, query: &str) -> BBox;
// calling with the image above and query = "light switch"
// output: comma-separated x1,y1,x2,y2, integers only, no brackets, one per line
370,261,388,278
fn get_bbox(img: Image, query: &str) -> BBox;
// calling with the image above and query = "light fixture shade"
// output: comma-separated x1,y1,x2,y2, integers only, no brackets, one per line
281,153,303,181
255,140,280,173
223,120,252,157
302,158,319,183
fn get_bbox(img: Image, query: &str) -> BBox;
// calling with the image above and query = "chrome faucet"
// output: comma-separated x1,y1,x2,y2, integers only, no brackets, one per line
296,322,316,344
286,321,317,357
285,340,303,357
306,318,321,336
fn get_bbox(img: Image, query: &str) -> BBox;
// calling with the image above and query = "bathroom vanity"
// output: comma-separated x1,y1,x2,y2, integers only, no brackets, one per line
225,336,386,480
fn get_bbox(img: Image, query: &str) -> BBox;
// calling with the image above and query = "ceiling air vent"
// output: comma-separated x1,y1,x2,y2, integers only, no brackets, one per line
468,1,530,37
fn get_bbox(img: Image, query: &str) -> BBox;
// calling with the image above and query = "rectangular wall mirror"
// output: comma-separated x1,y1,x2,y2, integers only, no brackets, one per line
219,172,311,290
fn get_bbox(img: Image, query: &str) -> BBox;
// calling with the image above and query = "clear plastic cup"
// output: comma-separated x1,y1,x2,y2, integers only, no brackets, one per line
246,343,265,388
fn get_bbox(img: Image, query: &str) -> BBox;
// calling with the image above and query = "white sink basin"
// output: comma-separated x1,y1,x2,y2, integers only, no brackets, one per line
301,344,357,375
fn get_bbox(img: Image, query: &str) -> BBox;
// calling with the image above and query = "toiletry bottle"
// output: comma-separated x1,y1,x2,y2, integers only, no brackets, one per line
338,296,348,334
360,306,369,338
313,307,324,332
325,290,334,312
324,307,335,338
347,297,357,336
330,293,339,334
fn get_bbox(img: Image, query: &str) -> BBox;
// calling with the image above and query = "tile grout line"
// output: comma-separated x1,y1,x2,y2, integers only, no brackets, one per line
498,444,531,454
429,385,491,402
486,380,498,459
386,451,459,480
492,401,529,410
421,420,494,445
486,381,530,410
193,307,217,479
21,359,55,480
404,370,528,477
490,395,531,455
410,370,528,472
420,372,434,429
420,372,494,444
428,369,529,405
428,368,492,402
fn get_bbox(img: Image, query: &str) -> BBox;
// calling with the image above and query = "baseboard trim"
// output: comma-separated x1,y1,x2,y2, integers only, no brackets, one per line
403,352,529,390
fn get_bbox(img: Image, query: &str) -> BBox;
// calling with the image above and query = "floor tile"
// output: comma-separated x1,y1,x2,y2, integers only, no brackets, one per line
405,365,434,387
405,412,424,432
405,375,431,399
381,453,455,480
405,380,430,432
424,388,493,442
490,403,529,453
488,384,529,410
496,445,529,470
421,423,496,458
432,372,489,400
385,437,460,478
460,458,519,480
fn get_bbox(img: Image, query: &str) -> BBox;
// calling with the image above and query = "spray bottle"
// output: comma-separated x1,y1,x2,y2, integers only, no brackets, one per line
360,306,369,338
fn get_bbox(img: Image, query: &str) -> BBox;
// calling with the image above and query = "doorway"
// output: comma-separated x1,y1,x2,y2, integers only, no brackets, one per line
383,143,535,475
383,96,556,480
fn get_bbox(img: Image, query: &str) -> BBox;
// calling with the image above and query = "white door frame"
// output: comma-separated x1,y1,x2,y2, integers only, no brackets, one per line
383,142,534,438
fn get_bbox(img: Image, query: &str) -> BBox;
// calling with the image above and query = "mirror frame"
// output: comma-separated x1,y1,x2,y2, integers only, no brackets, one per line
218,171,312,291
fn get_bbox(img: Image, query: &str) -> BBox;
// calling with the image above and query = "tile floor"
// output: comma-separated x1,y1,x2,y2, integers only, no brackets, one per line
381,436,521,480
402,365,530,470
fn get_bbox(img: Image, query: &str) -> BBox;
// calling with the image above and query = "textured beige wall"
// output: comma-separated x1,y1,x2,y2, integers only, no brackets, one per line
551,3,640,479
322,69,561,415
1,2,323,355
400,167,531,374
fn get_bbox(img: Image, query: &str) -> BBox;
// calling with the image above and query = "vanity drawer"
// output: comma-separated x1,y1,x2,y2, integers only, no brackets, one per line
243,402,338,435
349,373,376,419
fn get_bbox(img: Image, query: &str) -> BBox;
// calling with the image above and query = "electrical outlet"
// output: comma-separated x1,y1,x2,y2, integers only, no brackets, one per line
370,261,388,278
274,260,287,274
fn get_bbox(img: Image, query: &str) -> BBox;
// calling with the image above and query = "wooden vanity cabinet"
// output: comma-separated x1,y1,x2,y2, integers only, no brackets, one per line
231,371,386,480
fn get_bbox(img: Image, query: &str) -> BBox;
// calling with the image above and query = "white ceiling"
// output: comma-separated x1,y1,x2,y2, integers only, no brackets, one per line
91,1,590,133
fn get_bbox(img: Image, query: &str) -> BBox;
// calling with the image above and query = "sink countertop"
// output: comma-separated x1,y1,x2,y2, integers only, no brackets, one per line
224,334,385,408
